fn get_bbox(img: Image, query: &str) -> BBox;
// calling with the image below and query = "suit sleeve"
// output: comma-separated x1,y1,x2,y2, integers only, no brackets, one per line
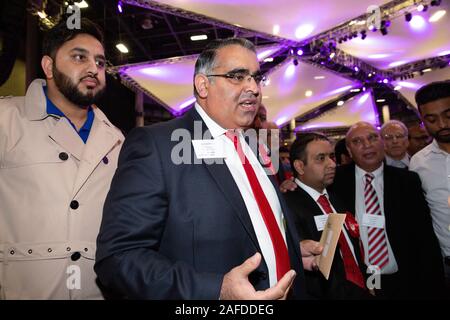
94,127,223,299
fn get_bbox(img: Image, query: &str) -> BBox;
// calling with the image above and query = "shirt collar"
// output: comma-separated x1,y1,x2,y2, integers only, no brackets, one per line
294,178,327,202
355,162,384,179
385,154,410,166
424,139,449,156
194,102,227,139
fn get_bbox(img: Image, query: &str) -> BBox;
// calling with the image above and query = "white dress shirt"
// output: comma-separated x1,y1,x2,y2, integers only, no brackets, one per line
385,154,410,169
355,164,399,274
295,179,358,263
410,140,450,257
195,103,287,286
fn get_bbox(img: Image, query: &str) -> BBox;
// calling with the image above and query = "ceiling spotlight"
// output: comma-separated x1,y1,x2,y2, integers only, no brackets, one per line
405,12,412,22
117,0,123,13
329,52,336,59
383,78,389,84
354,66,359,72
430,0,441,6
116,43,129,53
297,49,304,56
190,35,208,41
337,100,345,106
417,4,428,12
361,30,367,39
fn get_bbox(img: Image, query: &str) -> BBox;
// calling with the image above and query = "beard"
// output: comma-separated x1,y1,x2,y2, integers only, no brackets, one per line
52,63,105,107
432,128,450,143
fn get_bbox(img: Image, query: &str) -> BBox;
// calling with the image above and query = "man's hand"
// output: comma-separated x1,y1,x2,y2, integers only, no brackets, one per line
300,240,323,271
279,177,298,193
220,252,296,300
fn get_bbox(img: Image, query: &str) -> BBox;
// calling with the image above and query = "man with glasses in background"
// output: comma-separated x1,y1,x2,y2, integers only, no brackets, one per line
381,120,410,169
95,38,322,300
329,121,444,299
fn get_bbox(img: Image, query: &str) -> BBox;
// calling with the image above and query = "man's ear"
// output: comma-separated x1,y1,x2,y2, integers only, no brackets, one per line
293,159,305,176
41,55,54,80
194,74,209,99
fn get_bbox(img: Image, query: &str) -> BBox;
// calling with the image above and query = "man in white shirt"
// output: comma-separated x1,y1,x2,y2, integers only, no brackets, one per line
331,121,445,298
95,38,320,299
410,80,450,296
381,120,410,168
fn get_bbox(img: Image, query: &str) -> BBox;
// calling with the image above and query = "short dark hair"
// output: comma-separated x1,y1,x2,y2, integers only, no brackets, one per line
42,18,104,59
290,132,330,177
415,80,450,113
193,38,256,97
334,138,349,165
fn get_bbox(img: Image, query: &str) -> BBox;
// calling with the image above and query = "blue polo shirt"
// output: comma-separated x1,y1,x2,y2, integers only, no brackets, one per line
44,87,94,143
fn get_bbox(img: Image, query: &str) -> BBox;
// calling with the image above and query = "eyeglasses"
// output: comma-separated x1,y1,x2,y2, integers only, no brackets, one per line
350,133,380,147
206,70,267,86
383,133,406,141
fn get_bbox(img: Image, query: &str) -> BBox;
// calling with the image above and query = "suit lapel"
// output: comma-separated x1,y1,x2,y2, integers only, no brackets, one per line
72,115,122,196
48,117,84,161
186,109,261,251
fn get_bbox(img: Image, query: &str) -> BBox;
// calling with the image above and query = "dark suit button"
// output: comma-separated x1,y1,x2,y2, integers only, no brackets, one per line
59,152,69,161
102,156,109,164
71,252,81,261
70,200,79,210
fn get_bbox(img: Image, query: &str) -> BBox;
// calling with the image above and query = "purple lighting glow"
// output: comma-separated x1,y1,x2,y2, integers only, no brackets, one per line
297,49,304,56
177,97,196,110
117,1,123,13
409,15,426,30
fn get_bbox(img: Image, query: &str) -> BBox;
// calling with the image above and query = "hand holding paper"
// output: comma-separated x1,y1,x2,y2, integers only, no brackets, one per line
315,213,346,280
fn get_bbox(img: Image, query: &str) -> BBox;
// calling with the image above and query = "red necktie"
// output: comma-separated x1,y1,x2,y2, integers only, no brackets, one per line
364,173,389,270
317,194,366,289
225,130,291,280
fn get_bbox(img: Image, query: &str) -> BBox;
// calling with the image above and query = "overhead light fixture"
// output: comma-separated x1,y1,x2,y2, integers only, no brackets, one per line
117,1,123,13
272,24,280,35
354,66,359,72
350,88,361,92
376,99,386,103
74,0,89,8
329,52,335,59
263,57,274,63
37,11,47,19
383,78,389,84
422,68,432,72
361,30,367,40
405,12,412,22
337,100,344,106
296,49,304,56
116,43,129,53
417,4,428,12
314,76,325,80
430,0,441,6
305,90,313,97
190,35,208,41
429,10,446,22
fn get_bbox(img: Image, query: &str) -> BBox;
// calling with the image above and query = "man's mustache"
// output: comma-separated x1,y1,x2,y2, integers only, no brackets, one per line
80,75,99,84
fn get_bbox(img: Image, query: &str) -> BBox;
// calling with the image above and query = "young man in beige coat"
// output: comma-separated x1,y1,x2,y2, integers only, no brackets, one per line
0,18,124,299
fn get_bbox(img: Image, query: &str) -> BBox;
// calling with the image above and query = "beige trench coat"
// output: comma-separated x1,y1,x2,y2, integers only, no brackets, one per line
0,79,124,299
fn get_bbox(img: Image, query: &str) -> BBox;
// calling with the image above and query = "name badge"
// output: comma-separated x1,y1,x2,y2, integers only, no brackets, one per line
362,214,385,229
192,139,226,159
314,215,329,231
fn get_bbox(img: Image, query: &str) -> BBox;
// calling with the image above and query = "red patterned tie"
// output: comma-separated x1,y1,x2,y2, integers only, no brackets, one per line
225,130,291,280
364,173,389,270
317,194,366,289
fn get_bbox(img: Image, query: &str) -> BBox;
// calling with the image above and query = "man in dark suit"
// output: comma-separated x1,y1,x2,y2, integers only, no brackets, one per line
284,133,371,299
94,38,320,299
330,121,445,299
